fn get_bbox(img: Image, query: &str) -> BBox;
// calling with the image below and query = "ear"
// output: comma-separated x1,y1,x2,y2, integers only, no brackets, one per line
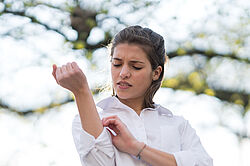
152,66,162,81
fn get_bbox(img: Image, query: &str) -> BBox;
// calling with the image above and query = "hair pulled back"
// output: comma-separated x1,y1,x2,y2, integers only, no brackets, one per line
110,25,167,108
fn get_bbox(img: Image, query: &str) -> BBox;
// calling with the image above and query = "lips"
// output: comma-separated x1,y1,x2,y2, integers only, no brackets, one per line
117,81,132,86
117,81,132,89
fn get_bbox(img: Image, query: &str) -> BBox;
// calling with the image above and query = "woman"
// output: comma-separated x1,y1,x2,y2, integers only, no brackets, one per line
52,26,213,166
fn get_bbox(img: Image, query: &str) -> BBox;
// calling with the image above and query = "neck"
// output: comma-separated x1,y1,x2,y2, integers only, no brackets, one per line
117,96,144,115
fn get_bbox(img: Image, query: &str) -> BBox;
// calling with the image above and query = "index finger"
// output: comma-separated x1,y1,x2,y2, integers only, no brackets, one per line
103,118,126,133
103,115,120,121
102,115,123,125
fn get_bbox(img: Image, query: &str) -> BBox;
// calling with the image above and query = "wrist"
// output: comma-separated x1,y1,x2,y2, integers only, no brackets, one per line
130,141,145,156
73,84,90,97
136,143,146,160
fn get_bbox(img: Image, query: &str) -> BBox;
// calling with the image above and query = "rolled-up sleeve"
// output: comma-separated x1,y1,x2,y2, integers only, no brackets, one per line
173,119,213,166
72,114,115,166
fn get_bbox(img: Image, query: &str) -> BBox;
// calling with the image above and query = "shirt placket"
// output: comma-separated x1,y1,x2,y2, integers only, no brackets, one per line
136,113,147,144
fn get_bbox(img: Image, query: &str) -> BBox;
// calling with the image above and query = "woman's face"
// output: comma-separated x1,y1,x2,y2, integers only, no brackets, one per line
111,43,154,103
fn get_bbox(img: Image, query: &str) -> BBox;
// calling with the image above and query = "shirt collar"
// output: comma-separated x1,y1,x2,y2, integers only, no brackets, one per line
97,96,173,117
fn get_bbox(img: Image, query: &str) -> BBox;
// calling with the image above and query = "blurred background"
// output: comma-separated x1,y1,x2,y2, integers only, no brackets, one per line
0,0,250,165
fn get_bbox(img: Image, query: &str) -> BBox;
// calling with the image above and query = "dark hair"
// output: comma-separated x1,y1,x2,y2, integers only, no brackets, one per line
110,25,167,108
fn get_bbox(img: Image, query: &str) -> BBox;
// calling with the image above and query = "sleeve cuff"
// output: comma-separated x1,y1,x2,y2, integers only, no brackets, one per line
173,151,213,166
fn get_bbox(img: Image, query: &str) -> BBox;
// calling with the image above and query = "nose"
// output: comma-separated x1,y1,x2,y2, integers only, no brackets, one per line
120,65,131,79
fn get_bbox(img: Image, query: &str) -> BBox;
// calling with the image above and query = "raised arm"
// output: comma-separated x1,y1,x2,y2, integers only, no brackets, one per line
52,62,103,138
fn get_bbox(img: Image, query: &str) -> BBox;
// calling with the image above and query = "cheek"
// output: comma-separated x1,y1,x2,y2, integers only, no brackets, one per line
111,67,119,81
136,71,153,86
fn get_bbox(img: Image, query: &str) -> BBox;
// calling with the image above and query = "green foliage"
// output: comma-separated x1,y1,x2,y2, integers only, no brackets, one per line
85,50,93,60
100,9,108,14
204,89,216,96
73,41,85,49
197,33,206,38
23,2,33,7
5,3,12,8
86,18,96,29
162,70,249,115
188,72,205,92
0,0,249,124
162,78,179,89
176,48,186,55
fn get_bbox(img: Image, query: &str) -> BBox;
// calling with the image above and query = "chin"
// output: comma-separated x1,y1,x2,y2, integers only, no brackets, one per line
115,92,132,100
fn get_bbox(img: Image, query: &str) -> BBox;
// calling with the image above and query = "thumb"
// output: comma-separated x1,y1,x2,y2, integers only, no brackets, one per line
106,128,115,139
52,64,58,83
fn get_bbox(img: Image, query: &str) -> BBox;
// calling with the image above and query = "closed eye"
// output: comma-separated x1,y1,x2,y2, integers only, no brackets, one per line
133,66,142,70
112,64,121,67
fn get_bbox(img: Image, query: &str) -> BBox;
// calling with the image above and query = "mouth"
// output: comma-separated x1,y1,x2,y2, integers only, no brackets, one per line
117,81,132,89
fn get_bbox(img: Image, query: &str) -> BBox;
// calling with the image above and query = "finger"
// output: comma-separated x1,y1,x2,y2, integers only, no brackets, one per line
71,62,83,74
56,67,62,80
108,124,120,135
103,118,125,133
71,62,79,70
103,115,120,122
62,65,67,74
52,64,58,83
106,128,115,139
66,62,73,72
102,118,106,125
103,118,118,126
103,116,125,128
102,116,122,127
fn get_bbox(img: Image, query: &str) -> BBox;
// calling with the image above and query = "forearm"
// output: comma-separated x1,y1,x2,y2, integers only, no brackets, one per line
74,86,103,139
134,142,177,166
52,62,103,138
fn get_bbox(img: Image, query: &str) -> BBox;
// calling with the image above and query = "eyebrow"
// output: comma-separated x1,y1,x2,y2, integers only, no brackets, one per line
112,58,145,64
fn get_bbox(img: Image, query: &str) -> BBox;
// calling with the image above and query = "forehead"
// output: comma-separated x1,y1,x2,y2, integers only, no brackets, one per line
113,43,149,61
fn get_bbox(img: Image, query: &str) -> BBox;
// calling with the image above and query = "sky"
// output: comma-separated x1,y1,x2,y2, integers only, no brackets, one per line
0,0,250,166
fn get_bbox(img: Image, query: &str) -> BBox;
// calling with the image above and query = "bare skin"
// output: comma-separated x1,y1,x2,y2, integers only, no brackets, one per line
52,62,103,138
52,43,177,165
111,43,162,115
102,115,177,166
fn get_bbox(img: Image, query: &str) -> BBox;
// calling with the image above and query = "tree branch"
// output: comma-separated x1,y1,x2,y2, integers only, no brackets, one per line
0,86,104,115
2,9,73,42
0,97,74,116
167,48,250,64
162,78,249,115
220,123,250,141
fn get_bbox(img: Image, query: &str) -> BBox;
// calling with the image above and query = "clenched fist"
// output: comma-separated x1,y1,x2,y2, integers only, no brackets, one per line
52,62,89,95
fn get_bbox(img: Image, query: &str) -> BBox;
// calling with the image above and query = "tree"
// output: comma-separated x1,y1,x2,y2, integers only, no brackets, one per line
0,0,159,114
0,0,249,141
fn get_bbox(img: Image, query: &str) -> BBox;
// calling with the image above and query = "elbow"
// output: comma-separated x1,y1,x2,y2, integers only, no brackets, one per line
79,148,115,166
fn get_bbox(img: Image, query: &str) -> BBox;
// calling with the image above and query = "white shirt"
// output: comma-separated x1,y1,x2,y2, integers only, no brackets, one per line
72,96,213,166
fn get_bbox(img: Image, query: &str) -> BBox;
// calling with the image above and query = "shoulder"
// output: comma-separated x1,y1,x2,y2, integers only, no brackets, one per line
155,104,188,130
156,106,197,142
157,104,186,121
